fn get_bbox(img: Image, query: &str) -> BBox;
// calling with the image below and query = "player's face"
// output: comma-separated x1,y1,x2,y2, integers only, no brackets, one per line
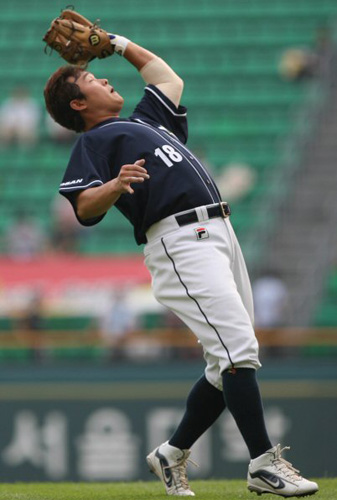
69,71,124,116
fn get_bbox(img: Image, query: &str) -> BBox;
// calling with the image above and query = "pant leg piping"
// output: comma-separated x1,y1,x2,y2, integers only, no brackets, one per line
161,237,235,369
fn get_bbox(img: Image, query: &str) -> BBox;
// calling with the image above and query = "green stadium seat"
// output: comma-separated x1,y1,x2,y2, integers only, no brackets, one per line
50,346,103,360
0,348,32,361
313,270,337,326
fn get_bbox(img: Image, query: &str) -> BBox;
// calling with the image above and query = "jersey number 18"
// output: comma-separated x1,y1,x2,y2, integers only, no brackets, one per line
154,144,183,167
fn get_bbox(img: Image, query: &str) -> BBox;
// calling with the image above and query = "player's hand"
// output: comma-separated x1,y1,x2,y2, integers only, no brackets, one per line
116,159,150,194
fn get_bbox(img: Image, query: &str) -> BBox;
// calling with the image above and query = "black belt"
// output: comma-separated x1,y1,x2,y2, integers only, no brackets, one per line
175,202,231,227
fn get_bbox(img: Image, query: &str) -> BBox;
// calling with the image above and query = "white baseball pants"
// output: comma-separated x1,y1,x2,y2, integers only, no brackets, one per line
144,207,261,390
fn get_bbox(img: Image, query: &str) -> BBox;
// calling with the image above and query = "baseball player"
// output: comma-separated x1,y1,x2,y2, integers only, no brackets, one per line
44,23,318,498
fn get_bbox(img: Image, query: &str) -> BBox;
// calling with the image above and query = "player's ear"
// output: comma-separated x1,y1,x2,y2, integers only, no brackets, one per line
70,99,87,111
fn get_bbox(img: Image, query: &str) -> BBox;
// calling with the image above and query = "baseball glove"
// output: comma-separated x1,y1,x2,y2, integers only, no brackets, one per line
43,9,114,66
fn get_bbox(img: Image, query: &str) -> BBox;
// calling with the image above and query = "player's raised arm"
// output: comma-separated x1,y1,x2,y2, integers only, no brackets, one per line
43,9,184,108
120,40,184,107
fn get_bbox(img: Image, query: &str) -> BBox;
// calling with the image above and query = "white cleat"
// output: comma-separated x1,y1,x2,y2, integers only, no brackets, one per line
247,444,319,497
146,441,196,496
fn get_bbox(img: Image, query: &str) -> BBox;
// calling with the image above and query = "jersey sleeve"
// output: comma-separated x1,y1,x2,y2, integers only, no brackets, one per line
131,84,188,144
59,135,111,226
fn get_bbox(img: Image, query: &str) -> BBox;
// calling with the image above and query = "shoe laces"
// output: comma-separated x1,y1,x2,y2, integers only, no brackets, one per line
272,445,302,481
165,452,198,491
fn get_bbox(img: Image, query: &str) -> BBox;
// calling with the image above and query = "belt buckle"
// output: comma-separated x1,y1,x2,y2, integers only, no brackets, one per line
220,202,231,218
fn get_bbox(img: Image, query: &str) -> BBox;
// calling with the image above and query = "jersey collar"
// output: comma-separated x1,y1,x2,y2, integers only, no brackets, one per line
90,117,128,130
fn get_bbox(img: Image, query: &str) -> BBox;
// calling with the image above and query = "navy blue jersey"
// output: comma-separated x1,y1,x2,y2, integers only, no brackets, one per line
59,84,221,244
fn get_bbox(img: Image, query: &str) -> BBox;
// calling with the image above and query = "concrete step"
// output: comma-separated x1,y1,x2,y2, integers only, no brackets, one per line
258,71,337,325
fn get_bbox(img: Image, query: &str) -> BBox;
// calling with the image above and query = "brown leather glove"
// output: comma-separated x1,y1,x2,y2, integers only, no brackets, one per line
43,9,114,66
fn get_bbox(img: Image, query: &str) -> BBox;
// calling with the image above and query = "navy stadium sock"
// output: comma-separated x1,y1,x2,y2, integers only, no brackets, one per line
169,374,226,450
222,368,272,459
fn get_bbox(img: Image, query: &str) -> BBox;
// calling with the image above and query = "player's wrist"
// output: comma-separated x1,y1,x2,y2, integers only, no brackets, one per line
108,34,130,56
